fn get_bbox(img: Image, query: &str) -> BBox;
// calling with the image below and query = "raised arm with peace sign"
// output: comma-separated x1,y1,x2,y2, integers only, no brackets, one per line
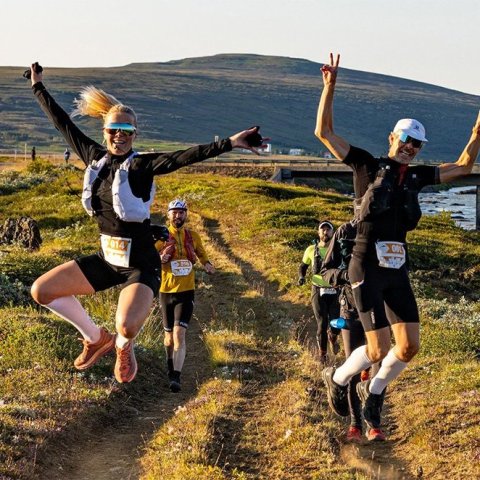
314,53,350,160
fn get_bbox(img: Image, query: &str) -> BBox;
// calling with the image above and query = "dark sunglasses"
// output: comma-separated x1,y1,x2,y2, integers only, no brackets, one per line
104,123,137,136
398,132,424,148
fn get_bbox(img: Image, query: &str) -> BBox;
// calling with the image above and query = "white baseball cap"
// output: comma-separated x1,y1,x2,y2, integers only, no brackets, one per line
167,199,187,211
393,118,428,142
319,221,334,230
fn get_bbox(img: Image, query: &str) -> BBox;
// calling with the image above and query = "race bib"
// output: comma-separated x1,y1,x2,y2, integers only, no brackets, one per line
320,287,336,296
375,241,406,269
170,259,193,276
100,234,132,268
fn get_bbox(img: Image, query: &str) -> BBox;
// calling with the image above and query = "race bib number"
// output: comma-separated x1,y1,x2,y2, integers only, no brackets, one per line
170,259,193,276
320,287,336,296
100,234,132,268
375,241,406,269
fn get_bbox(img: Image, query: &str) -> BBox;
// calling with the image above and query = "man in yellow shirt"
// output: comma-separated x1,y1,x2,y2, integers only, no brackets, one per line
155,199,215,392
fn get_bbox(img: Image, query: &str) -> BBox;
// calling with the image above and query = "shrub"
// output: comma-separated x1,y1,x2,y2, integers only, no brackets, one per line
0,274,30,307
418,297,480,358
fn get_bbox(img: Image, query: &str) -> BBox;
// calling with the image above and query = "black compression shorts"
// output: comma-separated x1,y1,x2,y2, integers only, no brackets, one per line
75,252,160,295
159,290,195,331
351,263,419,332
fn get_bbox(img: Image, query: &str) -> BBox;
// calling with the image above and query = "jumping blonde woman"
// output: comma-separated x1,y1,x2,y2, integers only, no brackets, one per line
28,63,267,383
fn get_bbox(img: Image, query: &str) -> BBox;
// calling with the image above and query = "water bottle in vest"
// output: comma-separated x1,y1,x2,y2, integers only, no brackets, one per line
330,317,348,330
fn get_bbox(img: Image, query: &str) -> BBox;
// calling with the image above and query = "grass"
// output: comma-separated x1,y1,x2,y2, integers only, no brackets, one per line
0,159,478,479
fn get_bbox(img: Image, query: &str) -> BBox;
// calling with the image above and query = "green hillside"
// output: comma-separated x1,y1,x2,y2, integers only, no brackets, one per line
1,54,479,161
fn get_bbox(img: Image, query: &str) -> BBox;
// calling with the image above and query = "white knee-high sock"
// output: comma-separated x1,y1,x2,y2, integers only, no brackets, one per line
173,343,186,372
333,345,372,386
369,349,408,394
45,296,100,343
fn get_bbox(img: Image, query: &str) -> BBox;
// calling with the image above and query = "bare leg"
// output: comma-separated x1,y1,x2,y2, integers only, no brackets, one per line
113,283,154,383
115,283,154,341
391,322,420,362
364,327,392,363
31,260,95,303
172,326,187,372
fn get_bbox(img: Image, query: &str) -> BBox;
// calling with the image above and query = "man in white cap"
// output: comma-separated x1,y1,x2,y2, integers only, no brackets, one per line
314,53,480,440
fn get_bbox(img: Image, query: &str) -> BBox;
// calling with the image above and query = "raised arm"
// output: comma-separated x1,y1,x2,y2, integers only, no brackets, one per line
314,53,350,161
29,64,103,165
438,111,480,183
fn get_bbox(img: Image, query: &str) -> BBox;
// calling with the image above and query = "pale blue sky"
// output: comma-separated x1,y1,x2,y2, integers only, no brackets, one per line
2,0,479,95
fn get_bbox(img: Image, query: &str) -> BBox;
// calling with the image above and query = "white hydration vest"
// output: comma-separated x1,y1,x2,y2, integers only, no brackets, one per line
81,152,155,223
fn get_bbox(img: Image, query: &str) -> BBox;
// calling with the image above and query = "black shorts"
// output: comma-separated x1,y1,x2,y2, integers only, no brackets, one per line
75,253,161,295
159,290,195,331
351,263,419,332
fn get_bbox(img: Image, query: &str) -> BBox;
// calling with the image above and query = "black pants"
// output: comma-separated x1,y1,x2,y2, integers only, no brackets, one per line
311,288,340,352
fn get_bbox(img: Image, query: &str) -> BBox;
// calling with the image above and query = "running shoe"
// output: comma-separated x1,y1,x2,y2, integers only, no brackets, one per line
360,369,370,381
73,327,115,370
328,331,340,355
169,370,182,392
366,427,386,441
322,367,349,417
319,350,328,365
169,379,181,393
346,426,362,442
356,380,385,429
114,342,138,383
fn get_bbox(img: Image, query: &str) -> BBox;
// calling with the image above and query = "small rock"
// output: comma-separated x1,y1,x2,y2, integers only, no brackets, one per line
0,216,42,250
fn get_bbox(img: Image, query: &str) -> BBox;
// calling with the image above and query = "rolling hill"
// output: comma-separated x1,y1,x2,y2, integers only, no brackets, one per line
0,53,479,161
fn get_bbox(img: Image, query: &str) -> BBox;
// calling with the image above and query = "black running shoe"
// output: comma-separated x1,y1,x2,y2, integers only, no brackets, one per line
322,367,349,417
169,379,181,393
356,380,385,429
328,331,340,355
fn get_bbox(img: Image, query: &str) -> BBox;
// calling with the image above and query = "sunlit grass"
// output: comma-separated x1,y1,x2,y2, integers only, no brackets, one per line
0,161,478,478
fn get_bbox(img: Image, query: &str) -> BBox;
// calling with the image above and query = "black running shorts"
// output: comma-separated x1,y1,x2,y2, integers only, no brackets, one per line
159,290,195,331
351,263,419,332
75,253,161,295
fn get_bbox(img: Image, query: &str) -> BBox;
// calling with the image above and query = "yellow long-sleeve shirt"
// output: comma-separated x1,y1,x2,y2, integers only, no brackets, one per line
155,225,210,293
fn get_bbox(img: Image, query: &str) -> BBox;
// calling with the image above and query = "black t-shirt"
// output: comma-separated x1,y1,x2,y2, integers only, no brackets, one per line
32,82,232,267
343,145,439,243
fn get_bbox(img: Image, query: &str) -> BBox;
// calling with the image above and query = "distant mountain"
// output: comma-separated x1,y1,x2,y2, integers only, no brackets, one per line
0,54,478,161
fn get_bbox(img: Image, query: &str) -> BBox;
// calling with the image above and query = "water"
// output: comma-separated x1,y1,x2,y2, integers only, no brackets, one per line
419,186,476,230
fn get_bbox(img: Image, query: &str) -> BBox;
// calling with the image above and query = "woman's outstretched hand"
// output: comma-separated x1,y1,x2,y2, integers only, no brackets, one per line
229,126,270,155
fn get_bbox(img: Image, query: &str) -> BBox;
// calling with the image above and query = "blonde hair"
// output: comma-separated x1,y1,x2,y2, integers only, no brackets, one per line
72,86,137,126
